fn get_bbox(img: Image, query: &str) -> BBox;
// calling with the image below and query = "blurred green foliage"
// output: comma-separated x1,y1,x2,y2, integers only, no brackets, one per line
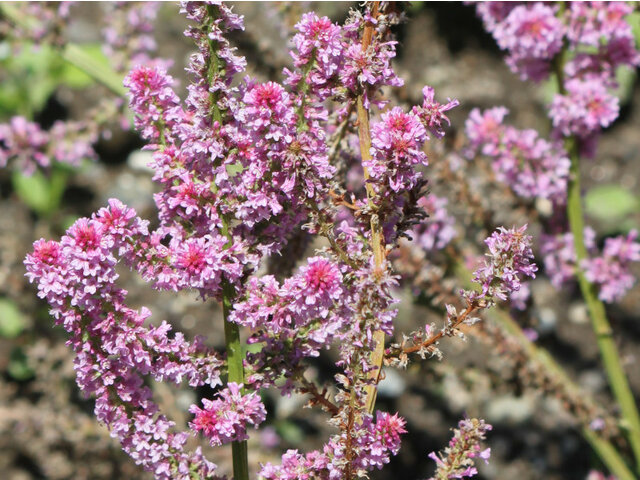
585,184,640,233
11,166,70,217
8,347,35,380
0,42,107,120
0,297,28,338
0,41,112,217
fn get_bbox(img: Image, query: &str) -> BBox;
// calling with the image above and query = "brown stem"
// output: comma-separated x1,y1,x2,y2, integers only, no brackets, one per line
328,106,354,164
344,5,383,478
400,304,478,355
355,1,387,417
299,378,340,416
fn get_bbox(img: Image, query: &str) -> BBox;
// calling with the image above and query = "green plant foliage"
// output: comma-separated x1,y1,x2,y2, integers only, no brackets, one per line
0,297,28,338
11,167,68,217
585,183,640,231
275,419,305,445
0,42,109,119
8,347,34,381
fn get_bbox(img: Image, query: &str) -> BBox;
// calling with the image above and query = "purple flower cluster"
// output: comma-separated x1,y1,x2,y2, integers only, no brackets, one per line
123,66,183,145
427,417,492,480
326,411,407,477
367,84,459,199
542,228,639,303
102,2,162,73
540,227,597,288
122,1,340,301
25,199,223,479
465,107,570,202
368,107,428,193
231,256,350,388
23,2,494,478
259,410,406,479
476,1,640,149
259,449,329,480
285,12,344,101
412,86,460,139
284,9,403,111
232,256,344,332
190,382,266,446
0,116,96,175
412,195,457,252
465,225,537,307
549,78,620,138
1,1,72,48
341,11,403,110
491,3,564,82
582,230,640,303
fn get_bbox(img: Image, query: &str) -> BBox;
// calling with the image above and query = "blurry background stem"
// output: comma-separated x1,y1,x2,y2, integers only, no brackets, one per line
455,260,635,479
565,138,640,472
552,44,640,472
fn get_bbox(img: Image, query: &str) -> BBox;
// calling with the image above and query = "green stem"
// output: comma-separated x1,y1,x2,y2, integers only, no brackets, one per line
452,258,634,478
566,140,640,471
489,309,635,479
582,428,636,480
199,5,249,477
223,280,249,480
61,44,127,97
551,42,640,471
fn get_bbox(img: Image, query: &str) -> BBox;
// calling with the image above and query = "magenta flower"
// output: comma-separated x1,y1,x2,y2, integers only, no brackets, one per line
540,227,597,288
582,230,640,303
368,107,428,193
465,108,570,202
550,78,620,138
465,225,537,306
0,116,95,175
412,195,457,252
123,65,184,144
493,3,564,82
302,256,343,306
412,86,459,139
190,383,267,446
25,199,224,478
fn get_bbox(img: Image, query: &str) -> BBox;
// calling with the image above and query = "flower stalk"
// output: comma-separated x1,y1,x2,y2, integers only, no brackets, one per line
565,138,640,471
552,49,640,473
353,0,387,417
223,280,249,480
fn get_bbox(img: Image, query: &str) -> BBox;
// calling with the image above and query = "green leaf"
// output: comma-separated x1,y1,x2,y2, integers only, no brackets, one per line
8,347,35,381
613,66,637,105
628,12,640,50
11,167,68,217
61,43,126,96
58,44,111,89
275,420,304,445
0,298,28,338
585,184,639,223
0,43,59,117
243,341,264,355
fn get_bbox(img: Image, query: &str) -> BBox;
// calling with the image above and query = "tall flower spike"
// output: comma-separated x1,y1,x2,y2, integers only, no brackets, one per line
25,200,224,479
427,418,492,480
464,225,537,307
